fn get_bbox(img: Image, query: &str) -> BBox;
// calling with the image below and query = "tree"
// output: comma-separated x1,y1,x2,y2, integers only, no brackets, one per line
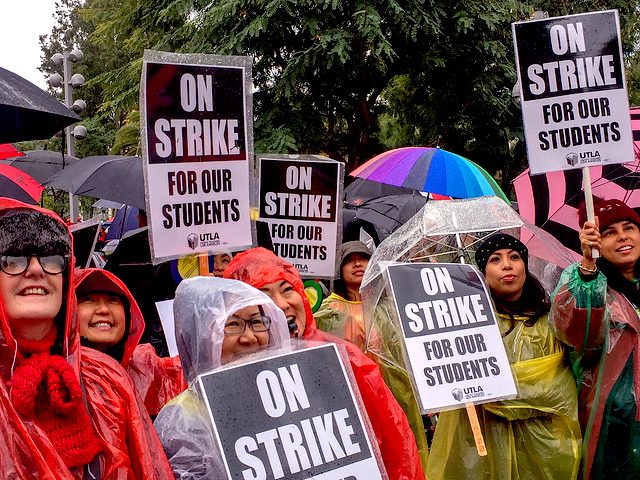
40,0,640,192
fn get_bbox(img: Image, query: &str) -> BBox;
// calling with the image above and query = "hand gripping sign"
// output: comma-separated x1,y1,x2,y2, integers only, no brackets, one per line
385,262,517,413
198,343,387,480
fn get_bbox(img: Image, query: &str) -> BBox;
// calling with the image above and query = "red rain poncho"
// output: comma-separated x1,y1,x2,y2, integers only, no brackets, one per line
75,268,186,417
225,247,424,480
0,198,173,479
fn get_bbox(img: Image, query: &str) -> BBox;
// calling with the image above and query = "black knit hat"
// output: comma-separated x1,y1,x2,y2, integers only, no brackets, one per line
475,233,528,273
0,210,71,257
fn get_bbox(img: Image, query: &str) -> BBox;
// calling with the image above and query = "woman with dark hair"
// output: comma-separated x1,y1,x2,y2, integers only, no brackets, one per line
427,233,581,480
0,198,172,478
316,241,373,350
75,268,186,418
552,198,640,479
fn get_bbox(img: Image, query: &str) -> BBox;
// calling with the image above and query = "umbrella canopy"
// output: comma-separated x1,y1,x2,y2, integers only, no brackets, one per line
105,205,140,240
345,177,418,206
359,196,576,368
514,106,640,255
0,67,79,142
0,144,24,160
1,150,79,183
351,146,509,202
349,194,429,241
0,164,44,204
45,155,144,210
513,159,640,256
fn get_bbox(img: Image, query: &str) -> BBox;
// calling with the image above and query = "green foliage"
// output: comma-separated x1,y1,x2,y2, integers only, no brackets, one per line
38,0,640,199
110,110,141,156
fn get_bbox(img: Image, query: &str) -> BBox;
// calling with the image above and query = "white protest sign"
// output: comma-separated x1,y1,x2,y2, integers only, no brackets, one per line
385,262,517,413
155,299,178,357
258,155,343,278
141,50,254,262
198,344,385,480
513,10,634,174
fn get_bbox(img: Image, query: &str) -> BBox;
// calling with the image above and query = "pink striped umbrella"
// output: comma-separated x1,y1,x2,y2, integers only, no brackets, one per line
514,107,640,255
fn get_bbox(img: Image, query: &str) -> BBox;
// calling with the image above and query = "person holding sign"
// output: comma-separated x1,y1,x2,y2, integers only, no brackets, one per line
316,241,431,472
427,233,581,480
316,241,375,351
551,198,640,479
154,276,290,478
75,268,186,418
225,247,425,479
0,199,173,479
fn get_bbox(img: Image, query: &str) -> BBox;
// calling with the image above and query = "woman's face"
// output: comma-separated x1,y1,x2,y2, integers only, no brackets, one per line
600,220,640,270
0,256,63,338
483,249,526,302
77,292,126,351
259,280,307,336
221,305,270,362
341,253,369,290
213,253,232,278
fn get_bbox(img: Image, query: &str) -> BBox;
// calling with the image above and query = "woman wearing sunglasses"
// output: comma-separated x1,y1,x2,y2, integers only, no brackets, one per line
0,199,172,479
154,276,290,478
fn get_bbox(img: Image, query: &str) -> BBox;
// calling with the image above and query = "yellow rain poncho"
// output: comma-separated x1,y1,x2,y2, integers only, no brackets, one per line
316,293,430,475
426,313,581,480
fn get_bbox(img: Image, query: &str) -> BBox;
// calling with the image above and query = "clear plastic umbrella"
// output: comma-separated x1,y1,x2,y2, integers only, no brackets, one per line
361,195,576,370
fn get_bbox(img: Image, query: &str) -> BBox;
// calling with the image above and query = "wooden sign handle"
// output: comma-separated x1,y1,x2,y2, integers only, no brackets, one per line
198,254,209,276
466,402,487,456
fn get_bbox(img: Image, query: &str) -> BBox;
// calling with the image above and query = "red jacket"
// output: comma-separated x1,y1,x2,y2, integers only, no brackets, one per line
225,247,424,480
0,198,174,479
75,268,186,417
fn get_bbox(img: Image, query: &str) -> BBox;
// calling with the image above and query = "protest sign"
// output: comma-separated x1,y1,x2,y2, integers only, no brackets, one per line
70,216,102,268
258,155,343,277
513,10,634,174
155,299,178,357
198,344,385,480
385,262,517,413
141,50,253,261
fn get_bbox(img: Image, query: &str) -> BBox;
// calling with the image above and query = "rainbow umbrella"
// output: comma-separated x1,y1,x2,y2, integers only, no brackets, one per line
350,146,509,203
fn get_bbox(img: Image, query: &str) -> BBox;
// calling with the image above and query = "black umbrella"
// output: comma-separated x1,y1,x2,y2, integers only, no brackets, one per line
344,177,418,206
45,155,145,209
351,194,429,241
0,150,79,183
0,67,79,142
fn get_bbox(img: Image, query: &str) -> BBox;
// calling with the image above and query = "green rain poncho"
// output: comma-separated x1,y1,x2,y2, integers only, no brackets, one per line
426,312,581,480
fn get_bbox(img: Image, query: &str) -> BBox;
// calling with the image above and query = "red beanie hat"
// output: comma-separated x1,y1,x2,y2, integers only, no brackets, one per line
579,198,640,231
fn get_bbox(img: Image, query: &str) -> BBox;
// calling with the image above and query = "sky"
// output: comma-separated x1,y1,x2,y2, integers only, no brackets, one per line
0,1,58,89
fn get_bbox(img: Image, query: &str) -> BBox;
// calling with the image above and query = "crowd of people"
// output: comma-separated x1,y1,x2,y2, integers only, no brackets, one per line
1,194,640,479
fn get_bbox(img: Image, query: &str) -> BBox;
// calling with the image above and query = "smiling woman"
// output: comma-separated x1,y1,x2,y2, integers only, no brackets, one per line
552,198,640,479
0,199,174,478
426,233,581,480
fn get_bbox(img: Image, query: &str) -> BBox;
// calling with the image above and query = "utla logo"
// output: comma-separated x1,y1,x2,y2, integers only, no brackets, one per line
565,152,579,166
187,233,198,250
451,388,464,401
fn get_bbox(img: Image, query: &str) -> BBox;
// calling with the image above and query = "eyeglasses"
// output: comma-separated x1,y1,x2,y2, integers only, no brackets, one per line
223,315,272,335
0,255,67,276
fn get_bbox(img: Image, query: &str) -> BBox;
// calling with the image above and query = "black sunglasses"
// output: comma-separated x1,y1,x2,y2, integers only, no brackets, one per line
0,255,67,276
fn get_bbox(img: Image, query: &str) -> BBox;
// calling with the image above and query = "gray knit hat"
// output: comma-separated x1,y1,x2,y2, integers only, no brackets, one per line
0,210,71,257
